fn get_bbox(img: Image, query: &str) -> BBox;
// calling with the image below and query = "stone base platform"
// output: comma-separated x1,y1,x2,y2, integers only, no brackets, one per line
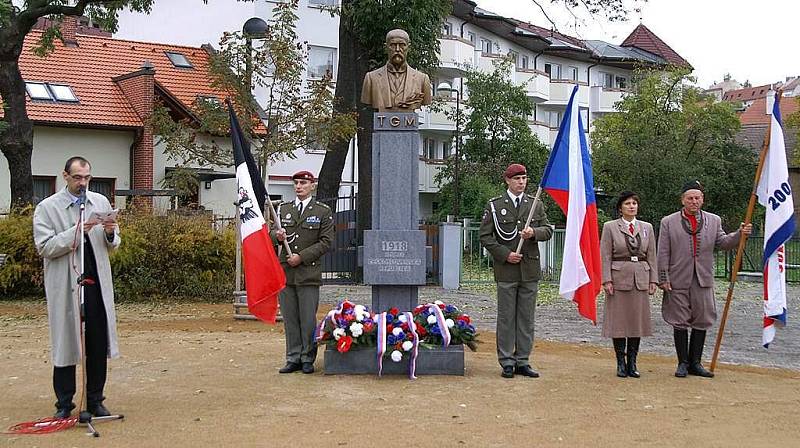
323,344,465,376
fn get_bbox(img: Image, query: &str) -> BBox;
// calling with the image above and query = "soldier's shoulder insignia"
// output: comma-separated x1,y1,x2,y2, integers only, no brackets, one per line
315,201,331,210
488,196,501,203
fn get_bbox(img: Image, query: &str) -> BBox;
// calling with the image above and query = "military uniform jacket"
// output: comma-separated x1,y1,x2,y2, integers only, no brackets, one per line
657,210,740,289
600,219,657,291
270,197,334,286
479,192,553,282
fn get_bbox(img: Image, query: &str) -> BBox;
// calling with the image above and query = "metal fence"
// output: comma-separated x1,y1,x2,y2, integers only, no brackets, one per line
462,224,800,285
715,234,800,282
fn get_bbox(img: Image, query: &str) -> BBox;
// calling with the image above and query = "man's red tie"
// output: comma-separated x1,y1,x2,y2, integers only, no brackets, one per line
629,223,634,235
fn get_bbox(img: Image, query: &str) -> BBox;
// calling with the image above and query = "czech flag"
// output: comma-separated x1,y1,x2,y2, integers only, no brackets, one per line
540,85,601,323
229,101,284,324
755,93,795,347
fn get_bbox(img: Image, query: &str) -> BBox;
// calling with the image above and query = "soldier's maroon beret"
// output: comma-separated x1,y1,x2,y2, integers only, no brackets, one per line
292,170,316,181
504,164,527,178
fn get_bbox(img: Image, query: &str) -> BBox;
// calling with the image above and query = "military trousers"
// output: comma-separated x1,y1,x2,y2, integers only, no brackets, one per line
496,280,538,368
279,285,320,364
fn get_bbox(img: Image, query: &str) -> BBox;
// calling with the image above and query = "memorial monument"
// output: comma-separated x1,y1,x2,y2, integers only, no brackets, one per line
324,29,463,375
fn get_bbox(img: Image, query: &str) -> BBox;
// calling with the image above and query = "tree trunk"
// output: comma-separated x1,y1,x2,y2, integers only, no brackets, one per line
316,0,359,207
0,54,35,209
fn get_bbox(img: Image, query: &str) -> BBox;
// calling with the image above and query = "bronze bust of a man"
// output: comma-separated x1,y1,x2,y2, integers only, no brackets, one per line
361,29,432,112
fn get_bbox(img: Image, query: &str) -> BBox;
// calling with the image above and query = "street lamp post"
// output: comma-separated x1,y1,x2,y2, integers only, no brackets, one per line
437,81,462,218
242,17,269,91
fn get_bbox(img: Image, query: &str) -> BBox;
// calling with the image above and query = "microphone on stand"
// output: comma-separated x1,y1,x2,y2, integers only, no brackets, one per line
78,186,87,209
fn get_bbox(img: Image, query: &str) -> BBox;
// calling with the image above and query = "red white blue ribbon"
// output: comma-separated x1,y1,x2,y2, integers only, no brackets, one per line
404,312,419,379
428,304,451,347
314,303,343,342
375,312,387,376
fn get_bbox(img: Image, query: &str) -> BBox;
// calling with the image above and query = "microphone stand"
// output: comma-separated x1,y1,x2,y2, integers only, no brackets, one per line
74,188,123,437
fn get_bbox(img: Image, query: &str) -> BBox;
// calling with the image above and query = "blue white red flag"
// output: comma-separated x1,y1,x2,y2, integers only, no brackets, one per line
229,101,284,324
540,85,601,323
755,94,795,347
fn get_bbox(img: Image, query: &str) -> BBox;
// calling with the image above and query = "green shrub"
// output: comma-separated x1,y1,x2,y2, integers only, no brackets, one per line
0,210,236,301
0,207,44,298
110,214,236,302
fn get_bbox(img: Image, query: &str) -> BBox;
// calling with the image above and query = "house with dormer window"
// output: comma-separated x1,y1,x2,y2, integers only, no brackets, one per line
0,17,240,216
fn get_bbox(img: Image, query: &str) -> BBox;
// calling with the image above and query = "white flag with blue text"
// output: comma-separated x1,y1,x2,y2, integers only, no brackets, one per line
755,95,796,348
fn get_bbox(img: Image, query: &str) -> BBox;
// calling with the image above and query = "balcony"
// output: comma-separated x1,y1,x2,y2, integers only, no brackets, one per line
475,53,512,80
418,101,456,131
437,36,476,78
516,69,549,102
590,86,627,113
527,120,551,146
546,80,589,106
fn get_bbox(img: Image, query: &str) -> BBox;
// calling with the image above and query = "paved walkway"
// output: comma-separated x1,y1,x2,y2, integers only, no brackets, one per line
320,281,800,371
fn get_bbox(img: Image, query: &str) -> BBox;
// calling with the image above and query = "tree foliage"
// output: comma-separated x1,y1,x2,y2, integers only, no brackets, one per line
433,58,550,222
591,69,756,230
152,0,356,180
786,96,800,163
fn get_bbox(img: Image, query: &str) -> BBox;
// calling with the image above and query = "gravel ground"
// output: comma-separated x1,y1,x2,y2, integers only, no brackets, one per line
320,280,800,371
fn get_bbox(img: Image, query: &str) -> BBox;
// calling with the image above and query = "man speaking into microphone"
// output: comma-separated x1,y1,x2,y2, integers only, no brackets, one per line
33,156,121,419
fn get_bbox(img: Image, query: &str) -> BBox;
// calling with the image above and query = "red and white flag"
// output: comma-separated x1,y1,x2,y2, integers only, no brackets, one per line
229,102,284,323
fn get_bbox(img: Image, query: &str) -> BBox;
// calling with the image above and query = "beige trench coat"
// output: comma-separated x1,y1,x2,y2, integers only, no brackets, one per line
33,188,121,367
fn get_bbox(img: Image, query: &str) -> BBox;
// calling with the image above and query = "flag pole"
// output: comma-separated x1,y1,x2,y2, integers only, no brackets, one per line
265,198,293,256
710,92,780,372
515,186,543,254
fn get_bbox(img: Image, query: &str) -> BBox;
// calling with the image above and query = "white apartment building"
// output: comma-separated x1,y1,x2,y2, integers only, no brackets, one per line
257,0,690,217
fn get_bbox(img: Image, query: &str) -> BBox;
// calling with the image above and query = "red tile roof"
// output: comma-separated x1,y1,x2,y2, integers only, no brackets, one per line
738,96,799,125
621,24,691,68
722,84,774,102
2,30,227,129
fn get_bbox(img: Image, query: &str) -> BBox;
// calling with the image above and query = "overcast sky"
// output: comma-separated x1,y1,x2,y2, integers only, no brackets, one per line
472,0,799,88
113,0,800,89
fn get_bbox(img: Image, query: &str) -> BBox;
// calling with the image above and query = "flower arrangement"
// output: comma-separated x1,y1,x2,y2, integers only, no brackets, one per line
316,299,479,367
413,300,478,351
379,307,419,363
315,300,377,353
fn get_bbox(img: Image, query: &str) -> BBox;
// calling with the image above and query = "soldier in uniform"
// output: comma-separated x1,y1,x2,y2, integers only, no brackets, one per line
271,170,334,374
479,164,553,378
657,180,751,378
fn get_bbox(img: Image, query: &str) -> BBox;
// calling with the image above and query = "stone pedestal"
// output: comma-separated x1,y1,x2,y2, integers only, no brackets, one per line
324,112,464,376
323,344,465,376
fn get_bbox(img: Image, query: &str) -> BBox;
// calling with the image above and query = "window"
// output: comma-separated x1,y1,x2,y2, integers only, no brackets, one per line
615,76,627,89
519,55,529,70
442,22,453,36
568,66,579,82
89,178,115,204
467,32,476,46
49,84,78,102
420,139,427,157
426,138,437,160
544,63,561,79
480,38,493,54
442,140,452,159
196,95,221,106
508,51,519,65
599,72,614,88
308,46,336,79
165,51,193,68
546,110,561,128
25,82,53,100
32,176,56,204
308,0,336,6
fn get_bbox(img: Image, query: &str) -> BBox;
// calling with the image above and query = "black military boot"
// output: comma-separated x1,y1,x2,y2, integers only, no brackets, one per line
613,338,627,378
673,328,689,378
688,329,714,378
626,337,641,378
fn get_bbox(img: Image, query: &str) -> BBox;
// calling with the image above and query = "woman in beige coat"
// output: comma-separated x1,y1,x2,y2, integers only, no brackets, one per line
600,192,658,378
